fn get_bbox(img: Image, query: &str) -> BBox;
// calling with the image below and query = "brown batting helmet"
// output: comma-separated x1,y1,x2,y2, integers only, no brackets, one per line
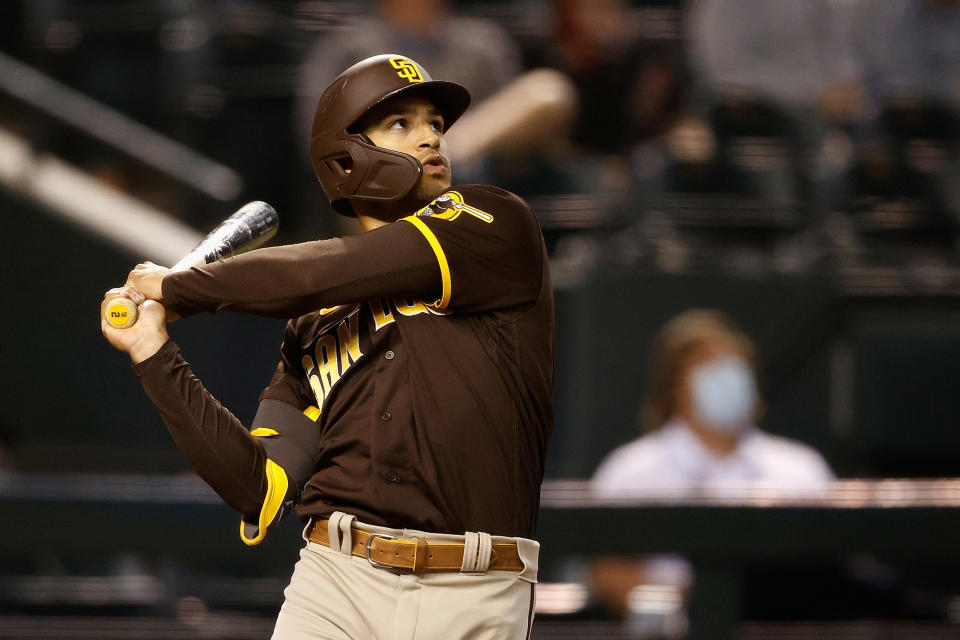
310,54,471,216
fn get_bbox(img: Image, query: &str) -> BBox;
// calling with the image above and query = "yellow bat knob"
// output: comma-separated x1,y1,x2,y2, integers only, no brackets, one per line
105,297,138,329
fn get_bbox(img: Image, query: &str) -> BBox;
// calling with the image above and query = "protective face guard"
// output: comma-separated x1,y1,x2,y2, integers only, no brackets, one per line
327,134,423,212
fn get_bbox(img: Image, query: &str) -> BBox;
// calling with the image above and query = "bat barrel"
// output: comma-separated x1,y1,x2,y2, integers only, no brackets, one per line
171,201,278,271
105,201,279,329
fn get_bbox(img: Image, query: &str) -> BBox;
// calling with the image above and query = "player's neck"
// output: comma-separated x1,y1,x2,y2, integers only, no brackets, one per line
353,195,426,231
356,213,390,232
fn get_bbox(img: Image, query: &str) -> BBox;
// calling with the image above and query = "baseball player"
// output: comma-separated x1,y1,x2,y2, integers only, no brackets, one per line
100,54,554,639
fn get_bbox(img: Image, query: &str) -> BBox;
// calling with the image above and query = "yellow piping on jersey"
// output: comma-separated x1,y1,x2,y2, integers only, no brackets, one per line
303,406,321,422
250,428,279,437
402,216,451,310
240,458,288,546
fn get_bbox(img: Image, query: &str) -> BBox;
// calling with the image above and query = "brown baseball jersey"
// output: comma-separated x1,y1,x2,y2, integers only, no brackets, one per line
134,185,554,542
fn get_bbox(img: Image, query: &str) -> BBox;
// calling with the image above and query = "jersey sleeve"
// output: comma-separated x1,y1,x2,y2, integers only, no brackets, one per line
160,185,545,319
400,185,545,313
240,398,321,545
132,335,321,546
239,320,324,544
162,219,441,319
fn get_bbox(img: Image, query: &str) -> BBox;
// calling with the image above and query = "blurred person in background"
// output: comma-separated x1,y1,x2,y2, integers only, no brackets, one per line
847,0,960,224
854,0,960,113
683,0,865,220
589,309,833,634
536,0,682,158
514,0,684,209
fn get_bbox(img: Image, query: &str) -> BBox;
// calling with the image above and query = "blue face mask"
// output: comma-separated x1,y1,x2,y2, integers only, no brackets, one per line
688,357,757,433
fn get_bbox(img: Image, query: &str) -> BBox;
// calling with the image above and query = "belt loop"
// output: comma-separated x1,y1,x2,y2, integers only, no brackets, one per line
460,532,480,573
327,511,356,556
338,513,356,555
413,538,428,574
327,512,343,553
301,518,314,543
475,532,493,573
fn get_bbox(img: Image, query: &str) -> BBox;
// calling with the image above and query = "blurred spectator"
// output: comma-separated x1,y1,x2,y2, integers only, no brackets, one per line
854,0,960,110
688,0,860,116
513,0,684,206
536,0,682,156
589,309,833,633
683,0,865,219
295,0,523,158
847,0,960,224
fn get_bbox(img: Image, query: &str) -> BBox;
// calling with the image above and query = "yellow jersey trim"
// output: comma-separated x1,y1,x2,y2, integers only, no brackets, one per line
250,427,279,437
402,216,451,310
239,458,288,546
303,406,321,422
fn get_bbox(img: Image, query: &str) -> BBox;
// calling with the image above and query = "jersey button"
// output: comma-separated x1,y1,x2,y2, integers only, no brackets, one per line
380,410,392,421
384,350,395,360
385,470,399,483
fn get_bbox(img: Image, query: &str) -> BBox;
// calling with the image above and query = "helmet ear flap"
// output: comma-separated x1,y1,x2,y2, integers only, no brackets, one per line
326,155,353,178
337,134,422,203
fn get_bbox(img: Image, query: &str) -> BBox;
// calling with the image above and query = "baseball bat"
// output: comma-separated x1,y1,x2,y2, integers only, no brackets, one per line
104,201,279,329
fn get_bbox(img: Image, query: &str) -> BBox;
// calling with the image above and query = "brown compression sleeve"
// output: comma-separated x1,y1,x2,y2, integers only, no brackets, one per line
133,339,268,517
162,220,440,319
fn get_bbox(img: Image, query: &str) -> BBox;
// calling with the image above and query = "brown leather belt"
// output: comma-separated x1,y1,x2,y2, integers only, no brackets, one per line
308,519,524,573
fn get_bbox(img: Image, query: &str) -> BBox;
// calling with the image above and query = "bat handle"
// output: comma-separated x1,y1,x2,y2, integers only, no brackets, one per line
104,297,139,329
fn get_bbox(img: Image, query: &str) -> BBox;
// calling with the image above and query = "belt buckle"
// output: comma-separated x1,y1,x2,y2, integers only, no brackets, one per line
365,532,398,569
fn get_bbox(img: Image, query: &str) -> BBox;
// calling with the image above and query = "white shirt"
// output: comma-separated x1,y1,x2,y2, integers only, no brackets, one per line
592,419,834,501
590,420,834,589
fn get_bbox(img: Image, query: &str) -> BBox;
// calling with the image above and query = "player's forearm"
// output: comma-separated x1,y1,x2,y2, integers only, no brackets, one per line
161,224,439,318
133,339,268,517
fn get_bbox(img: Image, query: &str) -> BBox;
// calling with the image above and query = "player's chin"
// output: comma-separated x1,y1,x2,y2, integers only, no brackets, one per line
418,172,451,200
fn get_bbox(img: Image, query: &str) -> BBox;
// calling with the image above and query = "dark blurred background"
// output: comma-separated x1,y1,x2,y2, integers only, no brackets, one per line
2,0,960,638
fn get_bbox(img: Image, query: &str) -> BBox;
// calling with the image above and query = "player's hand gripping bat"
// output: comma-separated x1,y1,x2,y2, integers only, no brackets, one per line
103,201,279,329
